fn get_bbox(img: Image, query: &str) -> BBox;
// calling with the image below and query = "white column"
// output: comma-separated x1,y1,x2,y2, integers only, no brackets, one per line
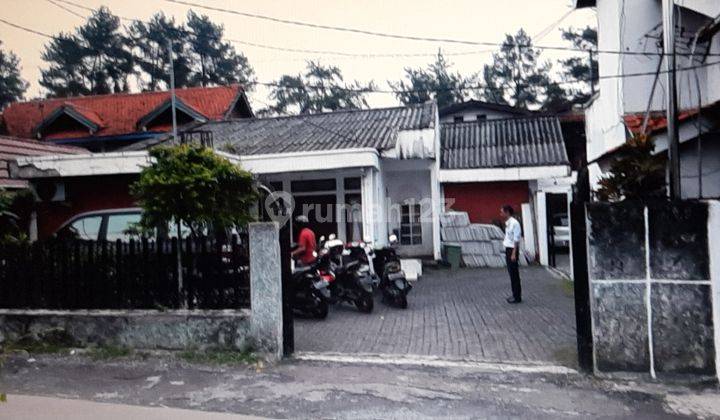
335,174,346,242
536,192,549,266
360,168,376,244
430,160,442,260
709,201,720,380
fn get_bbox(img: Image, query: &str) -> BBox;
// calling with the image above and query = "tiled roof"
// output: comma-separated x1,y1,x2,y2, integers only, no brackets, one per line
1,85,251,141
440,116,569,170
623,110,698,135
0,135,86,188
188,102,436,155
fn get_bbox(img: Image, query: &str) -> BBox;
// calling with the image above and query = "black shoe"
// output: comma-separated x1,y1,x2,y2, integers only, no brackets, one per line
506,297,522,304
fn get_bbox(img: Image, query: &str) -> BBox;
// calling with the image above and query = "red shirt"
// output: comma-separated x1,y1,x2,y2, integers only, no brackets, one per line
297,228,317,264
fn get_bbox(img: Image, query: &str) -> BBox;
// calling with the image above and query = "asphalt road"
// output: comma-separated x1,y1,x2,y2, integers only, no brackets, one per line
2,353,719,419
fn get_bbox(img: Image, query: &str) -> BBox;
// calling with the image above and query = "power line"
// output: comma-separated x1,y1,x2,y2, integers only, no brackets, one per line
533,8,575,41
163,0,720,58
3,15,720,96
45,0,85,19
53,0,493,59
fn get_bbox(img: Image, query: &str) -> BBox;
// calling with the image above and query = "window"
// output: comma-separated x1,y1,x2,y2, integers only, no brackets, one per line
476,114,487,121
400,204,422,245
291,178,336,193
61,215,102,241
453,116,464,123
105,213,142,242
343,177,361,191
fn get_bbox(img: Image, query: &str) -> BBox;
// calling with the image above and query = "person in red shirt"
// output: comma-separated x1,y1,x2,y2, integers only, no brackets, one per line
291,215,317,265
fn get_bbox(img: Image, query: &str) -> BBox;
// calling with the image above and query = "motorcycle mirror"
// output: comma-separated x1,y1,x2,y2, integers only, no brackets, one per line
388,234,398,244
319,235,326,242
329,233,336,240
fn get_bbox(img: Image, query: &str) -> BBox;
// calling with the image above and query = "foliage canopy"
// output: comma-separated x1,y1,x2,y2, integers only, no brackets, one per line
131,145,257,237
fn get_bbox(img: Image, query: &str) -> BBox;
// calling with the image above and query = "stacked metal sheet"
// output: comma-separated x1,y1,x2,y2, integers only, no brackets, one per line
441,211,528,268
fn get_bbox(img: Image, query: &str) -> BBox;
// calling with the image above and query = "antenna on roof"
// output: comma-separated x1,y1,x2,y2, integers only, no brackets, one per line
167,39,178,144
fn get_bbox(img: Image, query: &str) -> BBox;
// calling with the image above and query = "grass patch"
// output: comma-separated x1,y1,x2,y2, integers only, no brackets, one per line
560,279,575,298
87,346,132,361
2,329,77,355
178,349,257,366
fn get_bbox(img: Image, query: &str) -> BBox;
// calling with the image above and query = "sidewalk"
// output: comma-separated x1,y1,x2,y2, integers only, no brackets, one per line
0,395,267,420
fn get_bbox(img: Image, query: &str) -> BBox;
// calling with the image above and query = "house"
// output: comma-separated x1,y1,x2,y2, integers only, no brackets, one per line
576,0,720,199
0,135,86,190
438,101,576,265
13,101,443,259
1,85,253,152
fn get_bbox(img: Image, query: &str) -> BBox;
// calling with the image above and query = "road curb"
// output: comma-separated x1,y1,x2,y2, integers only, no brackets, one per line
292,351,579,375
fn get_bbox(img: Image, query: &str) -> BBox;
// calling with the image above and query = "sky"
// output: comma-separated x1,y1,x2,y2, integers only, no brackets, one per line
0,0,597,108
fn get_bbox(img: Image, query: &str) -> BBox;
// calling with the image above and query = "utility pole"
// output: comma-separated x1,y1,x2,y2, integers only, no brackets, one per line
662,0,682,198
167,39,184,307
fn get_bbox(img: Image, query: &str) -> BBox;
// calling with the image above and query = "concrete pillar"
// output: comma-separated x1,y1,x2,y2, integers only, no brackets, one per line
536,192,549,266
249,222,283,360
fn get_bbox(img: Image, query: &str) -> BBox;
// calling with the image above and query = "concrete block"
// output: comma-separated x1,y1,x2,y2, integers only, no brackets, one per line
592,282,650,373
648,201,709,280
651,283,715,375
587,202,646,280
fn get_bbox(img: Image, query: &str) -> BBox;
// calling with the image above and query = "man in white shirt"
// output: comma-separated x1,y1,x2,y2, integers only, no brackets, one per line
501,205,522,304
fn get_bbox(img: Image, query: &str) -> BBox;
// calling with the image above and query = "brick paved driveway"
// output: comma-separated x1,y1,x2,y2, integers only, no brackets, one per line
294,266,577,366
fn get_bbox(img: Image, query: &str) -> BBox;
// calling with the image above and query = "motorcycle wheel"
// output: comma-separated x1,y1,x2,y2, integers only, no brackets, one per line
314,300,329,319
355,293,374,313
396,294,408,309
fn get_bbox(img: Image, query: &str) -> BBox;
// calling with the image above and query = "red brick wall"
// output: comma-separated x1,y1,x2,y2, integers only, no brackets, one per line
35,174,138,239
443,181,530,224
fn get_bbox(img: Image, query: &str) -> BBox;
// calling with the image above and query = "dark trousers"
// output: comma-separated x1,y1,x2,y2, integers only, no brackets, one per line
505,247,522,300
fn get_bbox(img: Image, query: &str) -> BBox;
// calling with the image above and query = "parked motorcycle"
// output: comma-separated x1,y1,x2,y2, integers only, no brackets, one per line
372,235,412,309
317,235,375,313
291,262,331,319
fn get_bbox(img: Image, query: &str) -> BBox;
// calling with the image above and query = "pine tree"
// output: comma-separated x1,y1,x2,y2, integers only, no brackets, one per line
559,26,598,104
268,61,372,115
186,11,255,88
0,41,28,108
481,29,555,109
390,51,475,109
128,13,192,90
40,7,134,96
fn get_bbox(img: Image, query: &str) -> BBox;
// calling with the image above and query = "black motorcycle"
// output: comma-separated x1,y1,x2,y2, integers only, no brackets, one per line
372,241,412,309
291,263,330,319
318,236,375,313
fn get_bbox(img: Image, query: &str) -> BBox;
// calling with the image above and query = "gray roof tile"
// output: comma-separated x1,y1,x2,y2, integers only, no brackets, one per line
440,116,569,169
198,102,435,155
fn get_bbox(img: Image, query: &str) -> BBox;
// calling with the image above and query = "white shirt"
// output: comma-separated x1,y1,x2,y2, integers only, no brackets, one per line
503,217,522,249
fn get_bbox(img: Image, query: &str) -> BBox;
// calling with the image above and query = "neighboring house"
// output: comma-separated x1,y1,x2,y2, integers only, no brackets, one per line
0,135,86,189
438,101,579,265
1,85,253,152
576,0,720,199
439,100,530,123
13,102,443,259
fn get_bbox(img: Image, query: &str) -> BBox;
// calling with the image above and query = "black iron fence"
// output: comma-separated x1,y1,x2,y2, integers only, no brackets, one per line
0,235,250,310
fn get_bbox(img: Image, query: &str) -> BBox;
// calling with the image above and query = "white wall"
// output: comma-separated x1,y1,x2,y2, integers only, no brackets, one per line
383,158,435,257
439,108,519,123
680,135,720,199
586,0,720,181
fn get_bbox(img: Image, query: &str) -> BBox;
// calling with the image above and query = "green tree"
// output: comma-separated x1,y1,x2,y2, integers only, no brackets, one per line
559,26,598,104
481,29,558,109
128,12,192,90
268,61,373,115
596,134,667,202
131,145,257,237
390,51,475,109
0,41,28,108
186,11,255,88
41,7,134,96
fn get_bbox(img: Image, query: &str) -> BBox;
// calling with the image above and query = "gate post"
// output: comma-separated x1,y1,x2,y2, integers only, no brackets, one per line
570,168,593,371
249,222,283,360
279,220,294,356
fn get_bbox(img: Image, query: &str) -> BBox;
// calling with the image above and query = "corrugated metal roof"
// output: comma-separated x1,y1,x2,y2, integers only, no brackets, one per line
193,102,435,155
440,116,569,169
0,135,87,188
